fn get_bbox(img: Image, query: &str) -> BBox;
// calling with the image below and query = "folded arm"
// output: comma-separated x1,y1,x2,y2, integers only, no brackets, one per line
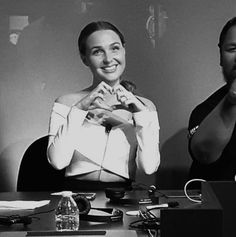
189,94,236,164
47,104,88,170
133,110,160,175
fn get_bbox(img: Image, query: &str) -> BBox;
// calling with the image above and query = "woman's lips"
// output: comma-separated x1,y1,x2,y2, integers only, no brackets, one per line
102,65,117,73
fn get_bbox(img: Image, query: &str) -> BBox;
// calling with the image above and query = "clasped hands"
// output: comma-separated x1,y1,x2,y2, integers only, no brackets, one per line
76,81,147,113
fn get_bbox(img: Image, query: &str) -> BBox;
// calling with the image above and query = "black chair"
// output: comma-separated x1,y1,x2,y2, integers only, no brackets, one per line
17,136,65,191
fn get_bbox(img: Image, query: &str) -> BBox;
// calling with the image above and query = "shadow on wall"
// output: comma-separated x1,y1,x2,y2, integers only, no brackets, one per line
156,128,192,190
0,138,32,191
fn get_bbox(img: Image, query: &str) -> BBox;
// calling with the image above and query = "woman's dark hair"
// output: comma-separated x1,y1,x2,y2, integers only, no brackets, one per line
218,17,236,49
120,80,136,93
78,21,125,56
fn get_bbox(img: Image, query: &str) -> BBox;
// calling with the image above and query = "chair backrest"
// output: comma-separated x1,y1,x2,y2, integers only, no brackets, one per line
17,136,65,191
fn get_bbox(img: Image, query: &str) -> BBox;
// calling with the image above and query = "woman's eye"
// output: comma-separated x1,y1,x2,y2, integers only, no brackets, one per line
112,46,120,51
92,49,103,55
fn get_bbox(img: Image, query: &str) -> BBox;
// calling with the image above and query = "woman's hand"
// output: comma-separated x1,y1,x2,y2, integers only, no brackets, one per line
114,84,147,112
75,82,113,111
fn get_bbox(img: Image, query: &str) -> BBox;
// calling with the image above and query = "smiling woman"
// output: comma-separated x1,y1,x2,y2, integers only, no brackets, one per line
46,21,160,191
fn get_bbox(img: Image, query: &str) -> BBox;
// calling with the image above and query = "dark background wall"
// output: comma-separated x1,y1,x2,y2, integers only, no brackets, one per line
0,0,234,191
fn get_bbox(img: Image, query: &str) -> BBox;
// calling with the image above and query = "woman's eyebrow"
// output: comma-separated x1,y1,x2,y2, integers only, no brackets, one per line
90,46,102,50
110,42,121,46
90,42,121,50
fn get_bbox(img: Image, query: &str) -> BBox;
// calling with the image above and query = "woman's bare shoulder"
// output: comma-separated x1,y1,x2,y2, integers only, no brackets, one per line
136,96,157,111
55,91,88,107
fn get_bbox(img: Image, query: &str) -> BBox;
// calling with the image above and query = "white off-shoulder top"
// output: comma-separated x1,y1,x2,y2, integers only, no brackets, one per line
47,102,160,180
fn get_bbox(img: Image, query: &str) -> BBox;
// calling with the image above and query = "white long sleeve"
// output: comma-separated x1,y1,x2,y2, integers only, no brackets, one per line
133,110,160,174
47,103,88,170
47,102,160,179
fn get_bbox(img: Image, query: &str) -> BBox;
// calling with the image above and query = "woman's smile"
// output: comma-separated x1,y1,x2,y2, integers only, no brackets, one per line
101,64,118,73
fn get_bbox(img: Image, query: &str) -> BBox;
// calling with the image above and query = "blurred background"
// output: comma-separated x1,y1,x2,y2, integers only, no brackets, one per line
0,0,234,191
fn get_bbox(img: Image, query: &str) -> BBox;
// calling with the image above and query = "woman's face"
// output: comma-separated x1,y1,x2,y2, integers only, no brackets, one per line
83,29,126,86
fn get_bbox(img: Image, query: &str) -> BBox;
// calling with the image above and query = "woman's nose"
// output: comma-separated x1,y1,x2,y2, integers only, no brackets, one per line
103,52,112,63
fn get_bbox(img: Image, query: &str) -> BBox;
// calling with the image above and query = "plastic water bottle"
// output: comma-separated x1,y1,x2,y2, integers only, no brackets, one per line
55,191,80,231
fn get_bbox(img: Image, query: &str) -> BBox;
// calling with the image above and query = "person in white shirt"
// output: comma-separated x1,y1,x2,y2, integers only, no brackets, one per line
47,21,160,190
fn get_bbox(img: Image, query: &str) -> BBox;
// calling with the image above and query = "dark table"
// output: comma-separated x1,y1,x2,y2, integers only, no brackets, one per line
0,190,161,236
0,188,219,237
